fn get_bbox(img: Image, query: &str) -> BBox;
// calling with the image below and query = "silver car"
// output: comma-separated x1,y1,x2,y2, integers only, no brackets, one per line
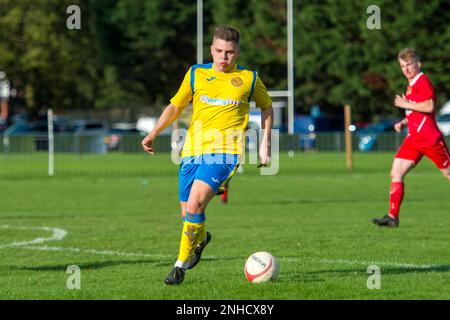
437,114,450,136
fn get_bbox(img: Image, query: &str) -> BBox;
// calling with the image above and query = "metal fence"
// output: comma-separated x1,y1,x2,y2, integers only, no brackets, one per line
0,132,421,154
0,132,447,178
2,132,450,154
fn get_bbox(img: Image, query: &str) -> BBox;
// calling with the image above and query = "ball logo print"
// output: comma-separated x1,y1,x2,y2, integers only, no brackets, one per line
244,252,279,283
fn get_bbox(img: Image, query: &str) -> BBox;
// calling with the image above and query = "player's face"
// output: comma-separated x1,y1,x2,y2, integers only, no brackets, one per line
211,38,240,72
398,58,421,81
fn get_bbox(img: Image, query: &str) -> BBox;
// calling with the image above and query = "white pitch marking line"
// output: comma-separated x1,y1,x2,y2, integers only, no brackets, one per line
318,258,443,269
0,225,67,249
20,245,171,259
0,225,170,259
1,225,443,269
279,257,444,269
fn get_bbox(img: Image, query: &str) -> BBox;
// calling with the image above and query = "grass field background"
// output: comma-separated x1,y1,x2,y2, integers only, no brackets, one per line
0,152,449,299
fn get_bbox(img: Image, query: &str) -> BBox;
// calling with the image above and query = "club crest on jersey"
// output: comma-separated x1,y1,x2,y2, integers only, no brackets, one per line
231,77,243,87
406,87,412,95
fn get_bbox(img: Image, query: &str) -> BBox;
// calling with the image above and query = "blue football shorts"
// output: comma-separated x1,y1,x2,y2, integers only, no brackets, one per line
178,153,239,202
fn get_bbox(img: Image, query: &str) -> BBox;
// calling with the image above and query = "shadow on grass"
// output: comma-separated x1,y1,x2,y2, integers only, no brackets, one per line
303,264,450,277
280,272,326,283
234,198,377,206
268,263,450,284
0,259,175,272
0,255,233,273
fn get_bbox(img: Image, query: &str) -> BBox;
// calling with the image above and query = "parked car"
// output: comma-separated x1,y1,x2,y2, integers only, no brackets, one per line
3,118,68,135
357,118,400,151
136,117,171,135
66,119,108,133
3,117,69,151
66,120,109,154
437,114,450,136
438,100,450,115
294,114,345,150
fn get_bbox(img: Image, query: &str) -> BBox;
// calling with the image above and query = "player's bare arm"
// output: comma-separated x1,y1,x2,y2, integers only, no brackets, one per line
394,95,435,113
141,103,184,154
258,107,273,166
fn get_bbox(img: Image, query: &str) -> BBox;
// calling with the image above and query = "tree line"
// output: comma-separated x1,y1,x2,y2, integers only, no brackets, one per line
0,0,449,122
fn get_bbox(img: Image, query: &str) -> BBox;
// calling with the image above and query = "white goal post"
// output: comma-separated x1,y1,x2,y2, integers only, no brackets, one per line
196,0,295,134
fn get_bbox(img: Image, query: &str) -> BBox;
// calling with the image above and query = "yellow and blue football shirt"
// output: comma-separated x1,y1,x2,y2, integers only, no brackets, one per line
170,63,272,157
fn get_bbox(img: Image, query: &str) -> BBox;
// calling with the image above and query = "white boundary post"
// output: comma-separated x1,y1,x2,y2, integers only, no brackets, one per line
344,105,353,170
48,109,54,176
263,0,295,135
196,1,295,133
197,0,203,64
287,0,294,135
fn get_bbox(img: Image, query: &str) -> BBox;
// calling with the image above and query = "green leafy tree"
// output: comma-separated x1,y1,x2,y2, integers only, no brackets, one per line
93,0,198,108
1,0,449,122
297,0,450,121
0,0,102,118
210,0,288,90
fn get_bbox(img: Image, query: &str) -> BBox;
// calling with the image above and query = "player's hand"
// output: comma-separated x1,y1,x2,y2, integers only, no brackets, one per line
394,120,406,133
141,135,155,155
394,95,407,109
395,94,411,109
257,163,268,168
258,144,271,167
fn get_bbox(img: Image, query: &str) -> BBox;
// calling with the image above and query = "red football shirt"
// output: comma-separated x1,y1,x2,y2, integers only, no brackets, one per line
404,72,442,143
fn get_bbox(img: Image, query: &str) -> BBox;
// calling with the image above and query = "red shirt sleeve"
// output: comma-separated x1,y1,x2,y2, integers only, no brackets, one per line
414,75,435,103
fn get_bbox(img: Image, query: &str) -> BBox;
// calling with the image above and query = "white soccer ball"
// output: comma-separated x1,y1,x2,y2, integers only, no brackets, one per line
244,251,279,283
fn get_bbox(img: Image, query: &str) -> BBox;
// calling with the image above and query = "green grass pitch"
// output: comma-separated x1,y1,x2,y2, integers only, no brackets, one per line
0,152,449,299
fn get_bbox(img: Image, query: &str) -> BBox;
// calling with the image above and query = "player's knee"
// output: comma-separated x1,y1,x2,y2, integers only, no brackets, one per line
390,171,395,180
187,199,208,214
442,169,450,180
390,169,402,181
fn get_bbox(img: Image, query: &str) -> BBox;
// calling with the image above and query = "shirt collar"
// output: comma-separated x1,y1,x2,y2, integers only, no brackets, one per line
409,72,423,86
211,63,237,74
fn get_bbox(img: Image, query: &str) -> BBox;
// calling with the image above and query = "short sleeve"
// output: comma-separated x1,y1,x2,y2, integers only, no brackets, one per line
415,76,435,102
252,75,272,110
170,68,193,108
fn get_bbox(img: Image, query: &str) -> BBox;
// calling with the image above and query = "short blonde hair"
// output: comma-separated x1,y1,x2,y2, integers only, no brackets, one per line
398,48,421,62
213,25,240,45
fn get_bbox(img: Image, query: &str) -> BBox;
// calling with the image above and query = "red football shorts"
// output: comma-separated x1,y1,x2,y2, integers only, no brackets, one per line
395,134,450,169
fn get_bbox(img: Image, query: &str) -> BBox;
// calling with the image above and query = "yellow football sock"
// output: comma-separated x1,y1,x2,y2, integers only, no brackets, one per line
176,213,206,266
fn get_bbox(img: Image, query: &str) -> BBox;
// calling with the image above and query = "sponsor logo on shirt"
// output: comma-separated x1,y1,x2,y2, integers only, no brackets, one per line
206,76,216,81
200,95,243,106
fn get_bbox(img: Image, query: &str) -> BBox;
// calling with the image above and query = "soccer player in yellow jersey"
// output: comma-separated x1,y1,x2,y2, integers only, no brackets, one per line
141,25,273,285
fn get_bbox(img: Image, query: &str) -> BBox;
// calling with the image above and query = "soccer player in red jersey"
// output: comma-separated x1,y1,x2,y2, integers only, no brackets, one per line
372,48,450,228
219,182,229,203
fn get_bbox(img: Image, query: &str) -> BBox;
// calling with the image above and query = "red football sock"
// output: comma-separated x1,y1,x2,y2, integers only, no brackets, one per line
389,182,404,219
221,186,228,203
